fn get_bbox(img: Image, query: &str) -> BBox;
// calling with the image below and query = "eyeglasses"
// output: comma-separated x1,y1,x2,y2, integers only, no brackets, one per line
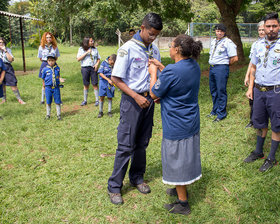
168,43,174,48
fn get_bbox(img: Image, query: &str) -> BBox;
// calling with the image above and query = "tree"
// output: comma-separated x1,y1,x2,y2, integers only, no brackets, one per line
0,0,10,40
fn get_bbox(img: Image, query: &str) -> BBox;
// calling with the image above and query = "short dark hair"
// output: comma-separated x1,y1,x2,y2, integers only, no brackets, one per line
129,29,135,33
0,37,7,46
173,35,203,60
142,13,163,31
110,54,117,62
81,37,95,51
264,12,279,23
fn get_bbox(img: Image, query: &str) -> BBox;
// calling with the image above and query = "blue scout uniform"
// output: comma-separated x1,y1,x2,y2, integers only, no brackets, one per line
0,59,6,98
251,37,280,132
98,57,114,98
0,47,17,86
77,47,101,86
108,31,161,193
38,45,60,78
208,37,237,119
41,65,62,105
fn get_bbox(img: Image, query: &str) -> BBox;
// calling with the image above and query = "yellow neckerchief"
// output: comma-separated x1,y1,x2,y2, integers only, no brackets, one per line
211,36,226,59
46,65,57,87
131,38,153,59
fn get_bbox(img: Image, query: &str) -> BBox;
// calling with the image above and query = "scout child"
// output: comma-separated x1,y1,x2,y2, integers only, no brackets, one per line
41,53,62,120
97,54,116,118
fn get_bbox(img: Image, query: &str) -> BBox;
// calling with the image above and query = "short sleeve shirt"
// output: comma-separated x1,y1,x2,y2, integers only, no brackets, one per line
42,65,60,87
251,38,280,86
151,59,200,140
209,37,237,65
0,48,14,64
98,57,112,83
77,47,101,67
112,35,161,93
38,45,60,61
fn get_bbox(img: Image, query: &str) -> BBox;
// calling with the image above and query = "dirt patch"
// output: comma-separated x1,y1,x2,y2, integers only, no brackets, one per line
201,63,247,77
15,70,37,76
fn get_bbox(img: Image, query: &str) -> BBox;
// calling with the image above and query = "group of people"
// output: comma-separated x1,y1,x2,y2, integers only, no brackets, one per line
35,32,117,120
0,10,279,216
106,11,280,217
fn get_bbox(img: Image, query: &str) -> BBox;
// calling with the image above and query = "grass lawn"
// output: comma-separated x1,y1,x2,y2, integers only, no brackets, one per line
0,44,280,223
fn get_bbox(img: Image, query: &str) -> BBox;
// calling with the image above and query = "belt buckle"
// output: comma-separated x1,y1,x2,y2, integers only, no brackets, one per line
260,87,266,92
144,92,148,97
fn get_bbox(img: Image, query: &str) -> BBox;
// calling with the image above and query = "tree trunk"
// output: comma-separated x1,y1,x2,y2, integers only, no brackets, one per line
214,0,245,61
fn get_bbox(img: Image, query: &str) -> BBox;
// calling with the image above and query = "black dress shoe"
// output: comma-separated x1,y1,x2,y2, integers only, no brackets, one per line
245,121,253,128
244,151,264,163
206,113,215,118
259,158,277,172
213,117,222,122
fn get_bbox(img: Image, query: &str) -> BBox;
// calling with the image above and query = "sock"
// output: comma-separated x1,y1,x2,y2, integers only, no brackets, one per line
99,101,104,112
178,199,188,207
12,89,21,100
41,88,45,102
46,104,51,116
56,104,61,116
108,99,112,112
267,140,280,161
254,136,265,154
84,89,88,102
94,89,99,102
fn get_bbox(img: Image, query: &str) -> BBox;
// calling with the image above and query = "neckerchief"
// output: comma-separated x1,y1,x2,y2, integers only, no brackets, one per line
47,65,57,87
263,36,280,68
131,31,153,59
89,47,94,62
105,57,112,69
45,44,52,53
211,37,225,59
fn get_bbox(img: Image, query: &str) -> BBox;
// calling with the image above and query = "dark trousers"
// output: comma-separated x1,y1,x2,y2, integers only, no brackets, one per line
108,93,154,193
209,64,229,119
249,98,253,122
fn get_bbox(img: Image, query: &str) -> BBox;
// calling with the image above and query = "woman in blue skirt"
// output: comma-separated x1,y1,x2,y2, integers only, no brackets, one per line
149,35,203,215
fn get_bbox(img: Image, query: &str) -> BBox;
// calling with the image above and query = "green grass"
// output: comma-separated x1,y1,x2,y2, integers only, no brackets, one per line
1,44,280,223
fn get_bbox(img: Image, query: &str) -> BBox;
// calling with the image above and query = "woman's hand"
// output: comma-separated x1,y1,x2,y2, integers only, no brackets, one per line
149,58,165,72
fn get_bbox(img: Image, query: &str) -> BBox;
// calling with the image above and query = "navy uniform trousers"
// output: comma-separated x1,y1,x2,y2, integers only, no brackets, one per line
108,93,154,193
209,64,229,119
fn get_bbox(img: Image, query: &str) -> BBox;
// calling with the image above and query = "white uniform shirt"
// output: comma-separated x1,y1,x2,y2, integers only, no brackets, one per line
38,45,60,61
77,47,101,67
0,47,13,64
251,38,280,86
112,40,161,93
209,37,237,65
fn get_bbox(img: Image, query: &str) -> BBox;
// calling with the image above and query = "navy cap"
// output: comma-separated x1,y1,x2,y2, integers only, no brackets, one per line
214,24,226,32
47,53,56,60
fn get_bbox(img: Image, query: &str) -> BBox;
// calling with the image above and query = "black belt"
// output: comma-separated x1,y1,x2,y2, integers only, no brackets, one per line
255,83,280,92
209,64,228,67
123,91,149,97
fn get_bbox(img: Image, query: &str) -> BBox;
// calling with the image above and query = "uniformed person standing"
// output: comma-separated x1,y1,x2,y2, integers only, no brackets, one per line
107,13,163,205
244,13,280,172
207,24,238,122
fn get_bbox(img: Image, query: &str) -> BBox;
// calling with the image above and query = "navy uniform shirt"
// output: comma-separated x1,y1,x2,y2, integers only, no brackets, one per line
251,37,280,86
98,57,112,84
42,65,60,87
112,31,161,93
209,37,237,65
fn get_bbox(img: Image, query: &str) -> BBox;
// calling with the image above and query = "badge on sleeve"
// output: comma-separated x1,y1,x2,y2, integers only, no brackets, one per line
273,60,277,65
154,79,161,89
118,49,128,57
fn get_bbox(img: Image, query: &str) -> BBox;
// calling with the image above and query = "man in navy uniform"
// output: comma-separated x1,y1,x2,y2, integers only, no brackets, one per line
107,13,162,205
245,12,280,172
208,24,238,122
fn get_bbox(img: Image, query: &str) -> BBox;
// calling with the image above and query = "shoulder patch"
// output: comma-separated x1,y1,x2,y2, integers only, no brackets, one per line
118,49,128,57
154,79,161,90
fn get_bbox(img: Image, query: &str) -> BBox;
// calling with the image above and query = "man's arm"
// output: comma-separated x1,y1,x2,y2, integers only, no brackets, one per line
244,62,252,86
229,55,238,65
246,64,256,100
111,76,150,109
0,70,5,84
